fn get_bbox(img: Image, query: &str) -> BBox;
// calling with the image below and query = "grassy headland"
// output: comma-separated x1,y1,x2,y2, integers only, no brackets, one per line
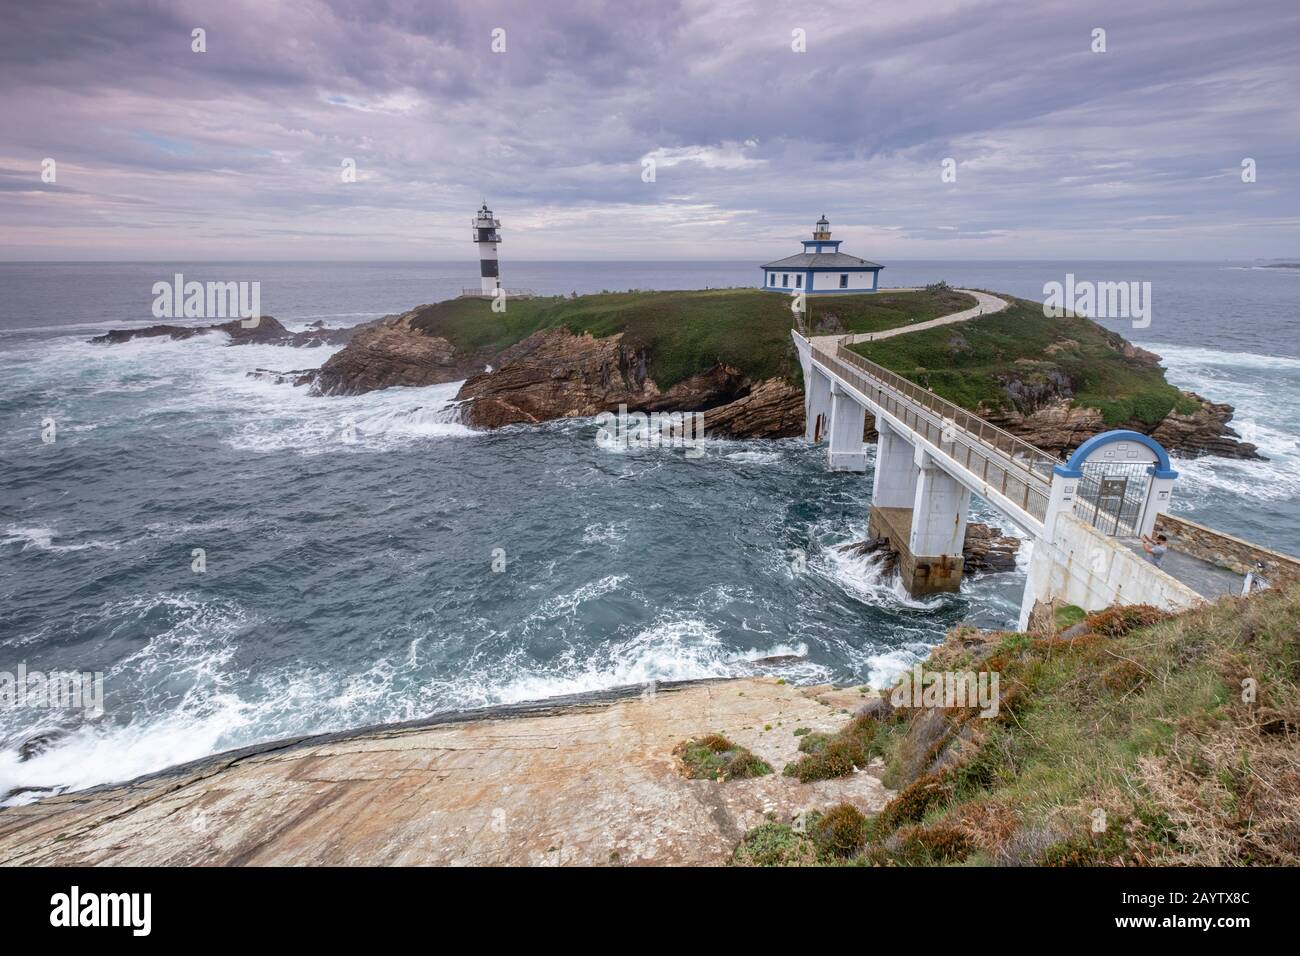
402,287,968,390
734,583,1300,866
851,296,1200,427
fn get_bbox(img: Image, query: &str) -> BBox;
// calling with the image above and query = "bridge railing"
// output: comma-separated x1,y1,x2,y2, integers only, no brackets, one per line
811,341,1056,522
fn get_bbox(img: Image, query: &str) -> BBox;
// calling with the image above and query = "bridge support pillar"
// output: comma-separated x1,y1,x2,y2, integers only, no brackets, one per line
867,452,970,597
827,383,867,472
872,420,919,507
805,365,833,442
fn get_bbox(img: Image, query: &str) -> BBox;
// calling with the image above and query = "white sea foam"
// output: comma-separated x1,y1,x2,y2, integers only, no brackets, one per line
1,526,120,553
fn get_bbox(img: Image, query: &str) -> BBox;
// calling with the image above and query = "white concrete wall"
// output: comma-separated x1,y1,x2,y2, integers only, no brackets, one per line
1020,512,1203,628
811,271,876,291
805,365,833,442
872,421,919,508
909,453,970,556
828,385,867,471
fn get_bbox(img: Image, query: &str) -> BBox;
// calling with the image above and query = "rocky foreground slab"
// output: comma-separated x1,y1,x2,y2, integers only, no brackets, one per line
0,679,889,866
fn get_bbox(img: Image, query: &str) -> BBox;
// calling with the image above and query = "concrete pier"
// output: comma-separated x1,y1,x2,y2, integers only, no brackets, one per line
805,365,833,442
869,506,965,596
828,382,867,471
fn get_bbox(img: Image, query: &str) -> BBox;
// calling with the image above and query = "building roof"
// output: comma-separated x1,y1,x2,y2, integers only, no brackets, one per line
761,252,883,269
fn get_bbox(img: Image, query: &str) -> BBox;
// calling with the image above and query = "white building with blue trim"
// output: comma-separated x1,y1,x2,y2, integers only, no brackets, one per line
761,215,883,295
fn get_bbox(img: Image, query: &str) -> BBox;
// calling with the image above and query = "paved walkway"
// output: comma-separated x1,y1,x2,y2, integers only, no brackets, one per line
843,289,1009,345
1121,538,1244,600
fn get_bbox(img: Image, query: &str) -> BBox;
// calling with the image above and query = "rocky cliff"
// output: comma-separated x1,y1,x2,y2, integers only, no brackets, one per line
309,315,805,439
91,315,354,347
92,292,1263,458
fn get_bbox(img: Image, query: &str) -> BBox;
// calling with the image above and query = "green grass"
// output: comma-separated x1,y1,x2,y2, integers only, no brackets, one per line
674,733,772,781
814,288,976,335
742,584,1300,866
849,296,1200,427
401,288,971,390
1053,604,1087,629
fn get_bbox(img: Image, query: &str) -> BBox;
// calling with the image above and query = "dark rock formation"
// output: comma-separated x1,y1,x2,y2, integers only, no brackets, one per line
981,396,1262,461
91,316,357,348
702,378,805,439
247,368,317,387
311,321,477,395
961,522,1022,573
454,327,794,438
1148,394,1263,460
17,729,66,762
835,522,1021,578
981,399,1107,458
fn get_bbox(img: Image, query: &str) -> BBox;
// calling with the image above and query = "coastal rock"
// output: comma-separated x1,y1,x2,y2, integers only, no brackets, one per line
961,522,1021,574
982,396,1262,461
982,399,1106,457
455,328,776,435
1148,394,1264,460
247,368,317,387
702,378,805,439
90,316,355,348
0,679,890,866
311,321,475,395
835,523,1019,578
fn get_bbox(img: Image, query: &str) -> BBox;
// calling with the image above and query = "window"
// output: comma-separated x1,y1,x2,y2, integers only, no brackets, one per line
796,274,803,288
768,273,775,286
782,273,789,286
840,274,848,288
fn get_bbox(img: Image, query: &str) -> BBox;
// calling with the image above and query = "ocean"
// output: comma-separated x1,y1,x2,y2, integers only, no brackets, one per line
2,260,1298,802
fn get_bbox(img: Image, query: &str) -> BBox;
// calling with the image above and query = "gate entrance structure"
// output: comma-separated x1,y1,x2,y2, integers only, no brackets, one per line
1051,431,1178,540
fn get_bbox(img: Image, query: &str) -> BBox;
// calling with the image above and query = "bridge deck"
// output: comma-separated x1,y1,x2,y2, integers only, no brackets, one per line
809,339,1057,526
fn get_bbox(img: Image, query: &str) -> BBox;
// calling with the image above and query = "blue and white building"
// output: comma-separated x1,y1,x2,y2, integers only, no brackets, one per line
761,215,883,294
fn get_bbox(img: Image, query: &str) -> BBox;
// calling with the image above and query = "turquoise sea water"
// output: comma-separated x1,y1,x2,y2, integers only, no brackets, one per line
1,260,1297,801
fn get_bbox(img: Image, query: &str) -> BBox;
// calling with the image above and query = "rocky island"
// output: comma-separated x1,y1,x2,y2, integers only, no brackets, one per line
93,286,1262,461
87,286,1262,460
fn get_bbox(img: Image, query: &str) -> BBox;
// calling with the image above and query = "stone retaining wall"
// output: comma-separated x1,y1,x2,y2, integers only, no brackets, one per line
1156,514,1300,585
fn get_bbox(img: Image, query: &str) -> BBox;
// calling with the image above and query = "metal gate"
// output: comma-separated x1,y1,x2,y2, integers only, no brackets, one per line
1076,461,1150,537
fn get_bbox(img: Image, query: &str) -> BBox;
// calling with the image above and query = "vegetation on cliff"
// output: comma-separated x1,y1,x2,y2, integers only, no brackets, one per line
850,295,1201,428
674,734,772,781
400,288,966,390
733,582,1300,866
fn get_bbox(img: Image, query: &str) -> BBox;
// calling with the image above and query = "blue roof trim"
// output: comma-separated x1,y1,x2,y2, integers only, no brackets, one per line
1061,429,1178,480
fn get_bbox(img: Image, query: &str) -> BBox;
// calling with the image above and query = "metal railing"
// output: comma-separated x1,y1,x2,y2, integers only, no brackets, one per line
459,288,537,298
810,340,1057,522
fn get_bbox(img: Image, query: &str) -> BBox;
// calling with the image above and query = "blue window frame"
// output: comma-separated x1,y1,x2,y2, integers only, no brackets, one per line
782,273,789,286
796,274,802,288
840,274,848,288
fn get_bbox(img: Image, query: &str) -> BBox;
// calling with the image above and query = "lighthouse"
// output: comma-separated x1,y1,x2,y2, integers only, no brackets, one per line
473,202,502,296
760,214,884,295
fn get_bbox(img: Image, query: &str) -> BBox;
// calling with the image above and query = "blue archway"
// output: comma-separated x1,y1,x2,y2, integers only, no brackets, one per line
1054,429,1178,480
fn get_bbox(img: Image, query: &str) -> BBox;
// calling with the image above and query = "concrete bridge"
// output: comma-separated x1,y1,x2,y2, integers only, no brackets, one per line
791,297,1300,627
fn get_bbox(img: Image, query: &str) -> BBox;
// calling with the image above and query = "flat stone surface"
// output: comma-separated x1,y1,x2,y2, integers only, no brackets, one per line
0,679,891,867
1121,538,1244,600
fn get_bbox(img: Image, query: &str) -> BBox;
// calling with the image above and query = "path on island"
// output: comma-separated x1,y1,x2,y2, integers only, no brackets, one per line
0,679,889,867
838,288,1010,347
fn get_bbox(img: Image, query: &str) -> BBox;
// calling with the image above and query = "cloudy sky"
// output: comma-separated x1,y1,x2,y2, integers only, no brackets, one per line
2,0,1298,260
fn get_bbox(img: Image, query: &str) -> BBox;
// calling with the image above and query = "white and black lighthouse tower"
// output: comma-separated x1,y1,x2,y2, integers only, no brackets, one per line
473,202,502,296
